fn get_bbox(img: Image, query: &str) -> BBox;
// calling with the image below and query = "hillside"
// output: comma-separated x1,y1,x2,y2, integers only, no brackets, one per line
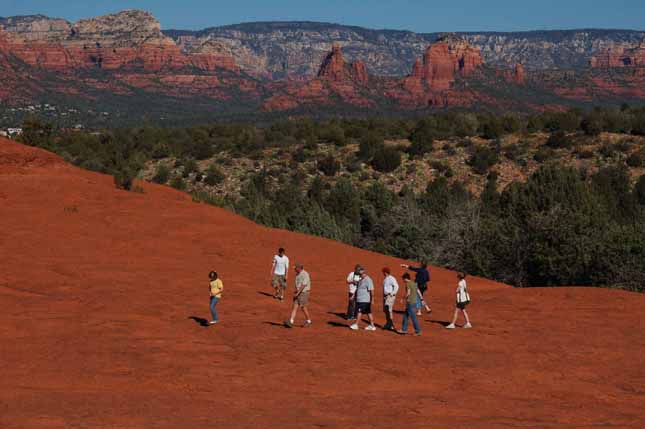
1,137,644,427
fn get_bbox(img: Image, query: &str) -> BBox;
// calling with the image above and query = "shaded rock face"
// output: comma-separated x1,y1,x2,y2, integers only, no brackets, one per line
590,42,645,67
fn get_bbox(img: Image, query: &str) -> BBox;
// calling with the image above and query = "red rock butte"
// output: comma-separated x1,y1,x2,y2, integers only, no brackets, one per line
1,138,644,427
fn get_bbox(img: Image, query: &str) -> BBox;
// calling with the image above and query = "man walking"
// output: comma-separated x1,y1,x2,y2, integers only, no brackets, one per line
350,268,376,331
381,267,399,331
284,264,312,328
346,264,362,320
270,247,289,300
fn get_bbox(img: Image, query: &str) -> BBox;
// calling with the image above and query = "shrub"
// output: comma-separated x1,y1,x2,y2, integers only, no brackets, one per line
581,114,604,136
626,151,644,168
371,146,402,173
317,155,341,176
170,175,186,190
576,150,595,160
358,133,383,161
182,158,198,178
407,137,434,158
113,169,135,191
292,147,307,163
204,164,225,186
546,131,574,149
467,145,499,175
152,163,171,184
533,147,556,162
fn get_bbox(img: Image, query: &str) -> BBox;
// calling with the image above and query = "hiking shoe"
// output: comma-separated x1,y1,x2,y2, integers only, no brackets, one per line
283,320,293,328
349,323,359,330
445,323,456,329
397,330,408,335
208,320,218,325
414,332,422,336
463,323,472,329
303,321,312,328
365,325,376,331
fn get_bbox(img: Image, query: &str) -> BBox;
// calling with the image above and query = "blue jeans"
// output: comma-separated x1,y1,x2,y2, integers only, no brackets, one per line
401,303,421,334
209,296,219,321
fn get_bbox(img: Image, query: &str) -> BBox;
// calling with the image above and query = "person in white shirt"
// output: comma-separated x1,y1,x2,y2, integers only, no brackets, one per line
346,264,362,320
270,247,289,300
446,272,472,329
381,267,399,331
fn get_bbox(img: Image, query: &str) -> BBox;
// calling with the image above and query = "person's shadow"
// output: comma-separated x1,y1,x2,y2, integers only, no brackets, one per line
188,316,209,327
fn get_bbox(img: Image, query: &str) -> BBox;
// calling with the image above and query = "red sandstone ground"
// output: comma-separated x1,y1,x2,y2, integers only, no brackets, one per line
1,137,644,428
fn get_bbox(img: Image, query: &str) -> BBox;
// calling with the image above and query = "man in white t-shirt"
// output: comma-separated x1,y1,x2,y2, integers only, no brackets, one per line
346,264,361,320
381,267,399,331
270,247,289,300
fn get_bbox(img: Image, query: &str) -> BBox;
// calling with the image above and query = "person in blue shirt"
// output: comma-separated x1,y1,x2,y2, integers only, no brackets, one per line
401,261,432,316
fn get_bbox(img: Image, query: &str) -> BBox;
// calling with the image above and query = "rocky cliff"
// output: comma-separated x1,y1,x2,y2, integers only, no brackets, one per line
0,10,644,121
162,22,645,77
591,42,645,67
0,10,238,72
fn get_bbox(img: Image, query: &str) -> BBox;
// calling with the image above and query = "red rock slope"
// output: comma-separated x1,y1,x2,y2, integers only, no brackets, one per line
0,137,644,428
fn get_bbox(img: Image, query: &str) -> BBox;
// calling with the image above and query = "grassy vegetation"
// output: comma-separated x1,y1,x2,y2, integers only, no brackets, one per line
17,106,645,291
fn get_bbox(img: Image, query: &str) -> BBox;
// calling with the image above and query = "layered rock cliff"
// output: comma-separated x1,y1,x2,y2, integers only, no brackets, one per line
0,10,644,120
590,42,645,67
162,22,644,77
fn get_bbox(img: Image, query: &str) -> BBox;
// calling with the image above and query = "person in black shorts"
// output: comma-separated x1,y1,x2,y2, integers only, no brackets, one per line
349,268,376,331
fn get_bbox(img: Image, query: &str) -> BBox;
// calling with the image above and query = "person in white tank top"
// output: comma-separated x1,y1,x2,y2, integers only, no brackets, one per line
446,272,472,329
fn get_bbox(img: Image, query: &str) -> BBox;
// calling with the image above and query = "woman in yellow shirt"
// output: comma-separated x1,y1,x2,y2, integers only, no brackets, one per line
209,271,224,325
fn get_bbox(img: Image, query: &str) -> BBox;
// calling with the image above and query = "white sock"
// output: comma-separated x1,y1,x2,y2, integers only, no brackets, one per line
306,319,311,323
290,319,294,324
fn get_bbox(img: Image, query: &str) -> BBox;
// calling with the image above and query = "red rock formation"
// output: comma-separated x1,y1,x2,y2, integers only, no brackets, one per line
503,63,525,85
395,37,484,108
411,37,483,91
590,42,645,68
317,44,369,85
514,63,525,84
351,60,369,85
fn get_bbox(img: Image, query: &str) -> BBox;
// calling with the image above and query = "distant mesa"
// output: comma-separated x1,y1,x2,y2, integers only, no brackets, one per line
590,41,645,68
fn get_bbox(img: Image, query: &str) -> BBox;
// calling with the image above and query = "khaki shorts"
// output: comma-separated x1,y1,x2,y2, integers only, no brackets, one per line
295,291,310,306
272,274,287,288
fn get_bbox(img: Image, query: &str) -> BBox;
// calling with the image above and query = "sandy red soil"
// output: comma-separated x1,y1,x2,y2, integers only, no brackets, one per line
1,137,644,428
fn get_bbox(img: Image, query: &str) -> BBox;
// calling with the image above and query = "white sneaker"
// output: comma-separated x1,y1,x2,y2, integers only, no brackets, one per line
445,323,456,329
349,324,359,330
463,323,472,329
365,325,376,331
209,320,218,325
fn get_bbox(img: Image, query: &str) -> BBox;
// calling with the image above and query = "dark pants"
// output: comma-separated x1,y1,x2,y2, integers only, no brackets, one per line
209,296,219,321
401,303,421,334
346,293,357,320
383,303,395,330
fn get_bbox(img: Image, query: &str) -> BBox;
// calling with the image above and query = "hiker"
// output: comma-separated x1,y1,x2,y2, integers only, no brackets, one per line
346,264,362,320
350,268,376,331
284,263,312,328
401,261,432,315
208,271,224,325
398,272,421,336
381,267,399,331
270,247,289,300
446,272,472,329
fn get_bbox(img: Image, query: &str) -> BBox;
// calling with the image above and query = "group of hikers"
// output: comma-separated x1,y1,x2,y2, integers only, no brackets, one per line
208,247,472,334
